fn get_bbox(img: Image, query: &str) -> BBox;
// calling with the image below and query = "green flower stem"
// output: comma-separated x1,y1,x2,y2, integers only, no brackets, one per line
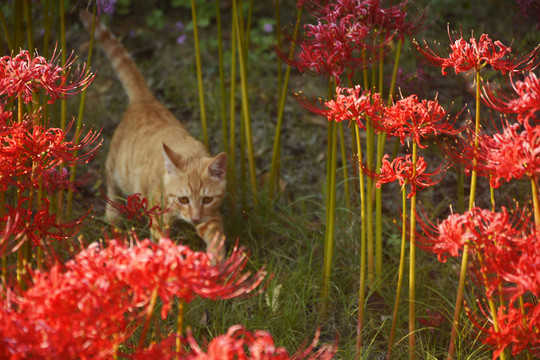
321,120,338,310
269,7,303,197
409,142,418,360
22,0,33,54
0,6,13,50
339,122,350,209
175,299,185,359
355,126,367,358
387,183,408,360
66,4,96,217
215,0,227,152
190,0,209,149
376,38,402,277
138,287,158,350
366,119,375,286
232,0,257,195
476,251,506,360
532,176,540,229
448,69,482,360
228,13,238,199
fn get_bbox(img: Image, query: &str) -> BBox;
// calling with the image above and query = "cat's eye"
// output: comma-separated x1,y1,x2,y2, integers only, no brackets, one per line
202,196,213,204
178,196,189,204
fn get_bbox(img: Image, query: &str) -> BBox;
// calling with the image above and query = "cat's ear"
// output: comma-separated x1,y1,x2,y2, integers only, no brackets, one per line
208,152,227,180
162,143,180,175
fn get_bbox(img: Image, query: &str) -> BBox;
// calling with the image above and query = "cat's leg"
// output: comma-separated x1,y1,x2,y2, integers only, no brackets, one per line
105,175,122,225
195,214,226,261
150,211,172,240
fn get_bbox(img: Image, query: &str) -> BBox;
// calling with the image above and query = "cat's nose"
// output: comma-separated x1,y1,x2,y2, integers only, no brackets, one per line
191,217,202,224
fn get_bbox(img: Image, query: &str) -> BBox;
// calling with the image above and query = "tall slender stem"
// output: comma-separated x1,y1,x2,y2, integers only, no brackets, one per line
269,8,303,196
66,4,96,217
387,185,408,360
321,120,338,310
409,142,418,360
448,69,482,359
215,0,227,152
355,125,366,358
191,0,209,149
228,12,238,199
531,176,540,229
175,299,185,359
232,0,257,195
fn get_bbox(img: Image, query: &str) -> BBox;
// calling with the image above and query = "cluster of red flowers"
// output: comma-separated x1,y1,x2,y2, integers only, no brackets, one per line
183,325,337,360
375,154,446,198
105,193,168,227
0,49,93,104
0,50,100,259
419,206,540,356
0,237,267,359
284,0,424,83
414,26,539,76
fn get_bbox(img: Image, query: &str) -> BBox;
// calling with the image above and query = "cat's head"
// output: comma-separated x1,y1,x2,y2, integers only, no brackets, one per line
161,143,227,225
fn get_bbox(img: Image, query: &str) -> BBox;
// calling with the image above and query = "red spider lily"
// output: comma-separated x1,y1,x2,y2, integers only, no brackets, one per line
369,154,447,198
324,86,386,128
281,0,400,83
481,72,540,126
288,15,371,81
417,308,446,330
105,193,168,227
477,229,540,301
413,26,539,76
467,300,540,360
378,94,462,148
416,207,523,263
450,122,540,187
0,198,88,253
0,49,94,104
0,237,267,359
0,117,101,191
184,325,337,360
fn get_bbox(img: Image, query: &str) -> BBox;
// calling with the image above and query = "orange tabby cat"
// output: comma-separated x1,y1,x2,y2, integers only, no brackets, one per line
80,10,227,258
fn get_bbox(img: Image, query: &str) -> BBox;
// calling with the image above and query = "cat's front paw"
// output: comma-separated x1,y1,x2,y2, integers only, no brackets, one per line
207,232,226,263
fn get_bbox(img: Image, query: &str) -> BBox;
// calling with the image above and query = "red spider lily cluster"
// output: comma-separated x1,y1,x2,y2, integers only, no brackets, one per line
374,154,446,198
378,94,462,148
0,49,100,262
105,193,168,227
183,325,337,360
414,26,539,76
320,86,385,128
0,237,267,359
0,49,94,104
283,0,424,83
418,206,540,357
482,72,540,126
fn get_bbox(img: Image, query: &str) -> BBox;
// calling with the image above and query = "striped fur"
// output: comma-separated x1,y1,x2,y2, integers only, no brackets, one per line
80,10,227,258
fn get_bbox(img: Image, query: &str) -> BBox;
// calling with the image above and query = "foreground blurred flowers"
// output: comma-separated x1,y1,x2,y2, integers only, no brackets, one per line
0,237,267,359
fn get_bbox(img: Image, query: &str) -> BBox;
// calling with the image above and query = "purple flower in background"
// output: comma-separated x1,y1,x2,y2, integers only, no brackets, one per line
175,21,185,31
176,34,187,45
95,0,117,15
263,22,274,33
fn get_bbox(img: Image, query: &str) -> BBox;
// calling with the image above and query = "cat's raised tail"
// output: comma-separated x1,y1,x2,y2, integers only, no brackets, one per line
80,9,153,103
